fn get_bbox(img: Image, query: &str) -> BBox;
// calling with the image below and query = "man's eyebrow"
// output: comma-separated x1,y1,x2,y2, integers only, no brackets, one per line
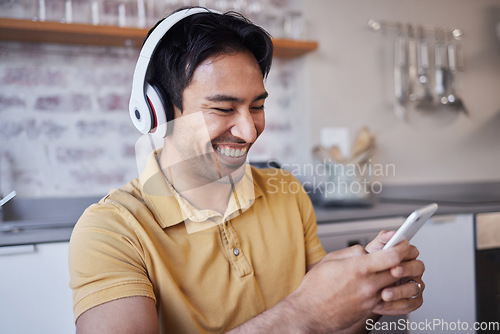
254,92,269,101
205,92,268,103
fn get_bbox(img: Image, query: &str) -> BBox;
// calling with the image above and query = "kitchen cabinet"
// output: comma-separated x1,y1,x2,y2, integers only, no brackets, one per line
408,214,476,333
0,18,319,58
0,242,74,334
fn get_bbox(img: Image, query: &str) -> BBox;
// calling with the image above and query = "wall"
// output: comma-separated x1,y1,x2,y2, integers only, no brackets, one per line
304,0,500,184
0,43,138,197
2,0,499,198
0,38,308,198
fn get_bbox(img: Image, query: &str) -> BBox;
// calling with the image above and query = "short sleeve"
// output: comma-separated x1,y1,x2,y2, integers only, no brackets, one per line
290,174,327,267
68,200,156,322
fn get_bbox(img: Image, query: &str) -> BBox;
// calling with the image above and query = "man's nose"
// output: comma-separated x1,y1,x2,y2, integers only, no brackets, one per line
230,111,257,143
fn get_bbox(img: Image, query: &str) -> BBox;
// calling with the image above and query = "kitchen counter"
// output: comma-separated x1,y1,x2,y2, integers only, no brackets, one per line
315,200,500,223
0,196,100,247
1,182,500,247
317,180,500,222
0,223,74,248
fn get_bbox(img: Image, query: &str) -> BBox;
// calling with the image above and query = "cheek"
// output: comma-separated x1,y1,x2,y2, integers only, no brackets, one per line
255,113,265,137
203,112,266,141
202,114,224,141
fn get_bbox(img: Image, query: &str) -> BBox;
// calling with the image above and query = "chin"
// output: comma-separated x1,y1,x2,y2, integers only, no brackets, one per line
217,161,248,184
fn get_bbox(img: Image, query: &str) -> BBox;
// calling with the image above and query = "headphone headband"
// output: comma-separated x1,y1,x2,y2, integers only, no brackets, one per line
129,7,217,137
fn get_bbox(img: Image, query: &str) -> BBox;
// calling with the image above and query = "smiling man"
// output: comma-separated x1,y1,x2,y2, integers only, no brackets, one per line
69,8,425,334
158,50,267,215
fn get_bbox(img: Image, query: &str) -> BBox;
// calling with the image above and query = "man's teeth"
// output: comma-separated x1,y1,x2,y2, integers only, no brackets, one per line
216,146,247,158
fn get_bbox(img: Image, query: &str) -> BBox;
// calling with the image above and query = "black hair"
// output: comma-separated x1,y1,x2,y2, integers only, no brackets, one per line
145,7,274,121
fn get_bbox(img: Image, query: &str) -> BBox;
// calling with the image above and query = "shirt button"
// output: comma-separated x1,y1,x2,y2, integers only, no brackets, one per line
233,248,240,256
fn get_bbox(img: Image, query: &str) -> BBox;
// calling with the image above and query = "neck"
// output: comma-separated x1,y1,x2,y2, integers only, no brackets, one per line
158,147,233,214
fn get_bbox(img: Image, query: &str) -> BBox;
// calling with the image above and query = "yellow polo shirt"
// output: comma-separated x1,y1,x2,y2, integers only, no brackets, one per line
69,155,326,333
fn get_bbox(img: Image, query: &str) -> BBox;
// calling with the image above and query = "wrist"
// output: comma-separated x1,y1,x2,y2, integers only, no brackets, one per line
282,290,324,334
280,294,310,334
226,292,310,334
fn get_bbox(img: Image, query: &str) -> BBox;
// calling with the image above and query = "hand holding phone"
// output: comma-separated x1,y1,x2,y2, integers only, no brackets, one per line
382,203,438,250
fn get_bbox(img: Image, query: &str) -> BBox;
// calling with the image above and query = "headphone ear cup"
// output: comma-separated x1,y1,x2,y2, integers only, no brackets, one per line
129,94,154,135
150,81,175,123
146,83,168,138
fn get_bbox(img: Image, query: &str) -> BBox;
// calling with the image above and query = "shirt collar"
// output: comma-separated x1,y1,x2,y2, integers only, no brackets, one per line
139,151,263,230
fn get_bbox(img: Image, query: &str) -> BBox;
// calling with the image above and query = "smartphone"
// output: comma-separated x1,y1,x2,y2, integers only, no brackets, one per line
382,203,439,249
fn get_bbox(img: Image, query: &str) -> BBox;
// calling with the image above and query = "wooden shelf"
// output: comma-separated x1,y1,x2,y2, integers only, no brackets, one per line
0,18,318,58
273,38,319,58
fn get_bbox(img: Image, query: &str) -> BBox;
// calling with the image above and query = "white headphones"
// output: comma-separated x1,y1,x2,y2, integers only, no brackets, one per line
129,7,217,138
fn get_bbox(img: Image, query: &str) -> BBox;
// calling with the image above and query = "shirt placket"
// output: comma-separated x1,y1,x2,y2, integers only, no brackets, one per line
220,220,253,278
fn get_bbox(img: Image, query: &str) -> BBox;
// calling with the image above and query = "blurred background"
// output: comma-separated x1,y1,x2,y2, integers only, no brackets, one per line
1,1,499,333
1,0,498,198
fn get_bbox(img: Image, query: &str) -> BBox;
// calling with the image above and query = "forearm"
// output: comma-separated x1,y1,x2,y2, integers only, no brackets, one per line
226,295,307,334
335,313,381,334
227,297,380,334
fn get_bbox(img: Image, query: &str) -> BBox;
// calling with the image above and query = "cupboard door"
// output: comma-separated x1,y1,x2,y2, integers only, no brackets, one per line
0,242,74,334
408,214,475,333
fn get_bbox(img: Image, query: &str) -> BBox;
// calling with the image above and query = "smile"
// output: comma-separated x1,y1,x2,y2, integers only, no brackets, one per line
214,145,247,158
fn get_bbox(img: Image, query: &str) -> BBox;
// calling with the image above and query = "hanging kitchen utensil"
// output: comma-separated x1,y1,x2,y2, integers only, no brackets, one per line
407,24,418,103
434,30,448,106
445,40,469,115
393,24,410,120
455,40,465,71
369,19,467,121
415,26,434,110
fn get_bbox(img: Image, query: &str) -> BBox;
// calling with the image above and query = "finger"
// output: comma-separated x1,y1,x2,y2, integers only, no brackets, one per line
389,259,425,278
324,244,367,261
372,296,423,316
401,245,420,261
365,230,396,254
370,269,405,295
380,279,425,302
363,240,411,273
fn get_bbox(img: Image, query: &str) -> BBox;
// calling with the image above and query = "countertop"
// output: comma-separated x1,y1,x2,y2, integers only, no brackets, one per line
315,200,500,223
316,180,500,222
0,223,75,248
0,196,99,248
1,181,500,247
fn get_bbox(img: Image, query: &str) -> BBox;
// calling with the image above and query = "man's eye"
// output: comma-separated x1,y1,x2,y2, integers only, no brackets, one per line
252,105,265,111
213,108,233,113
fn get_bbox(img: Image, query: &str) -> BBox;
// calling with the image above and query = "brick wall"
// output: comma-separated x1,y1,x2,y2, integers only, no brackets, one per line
0,41,307,197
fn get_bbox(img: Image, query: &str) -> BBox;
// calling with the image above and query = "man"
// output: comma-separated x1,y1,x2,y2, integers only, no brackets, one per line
69,8,424,333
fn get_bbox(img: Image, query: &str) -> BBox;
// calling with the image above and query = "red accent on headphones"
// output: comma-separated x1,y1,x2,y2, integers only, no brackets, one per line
147,96,158,133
